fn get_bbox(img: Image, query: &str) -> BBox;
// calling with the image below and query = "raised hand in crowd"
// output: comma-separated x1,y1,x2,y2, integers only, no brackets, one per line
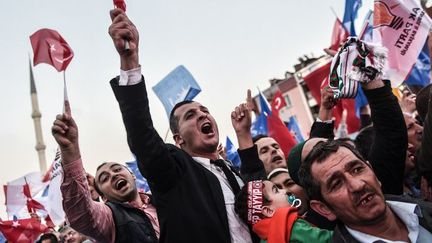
109,8,139,70
231,90,253,150
318,85,337,122
51,101,80,164
399,90,417,115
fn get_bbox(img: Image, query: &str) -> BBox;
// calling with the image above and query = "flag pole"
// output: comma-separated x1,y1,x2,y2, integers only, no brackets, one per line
63,71,69,113
329,6,339,19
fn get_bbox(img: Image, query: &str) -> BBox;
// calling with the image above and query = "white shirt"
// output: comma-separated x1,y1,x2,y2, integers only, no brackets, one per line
193,157,252,243
118,68,252,243
346,201,432,243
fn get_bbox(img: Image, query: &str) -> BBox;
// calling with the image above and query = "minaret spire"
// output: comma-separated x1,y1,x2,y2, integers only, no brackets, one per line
29,58,47,173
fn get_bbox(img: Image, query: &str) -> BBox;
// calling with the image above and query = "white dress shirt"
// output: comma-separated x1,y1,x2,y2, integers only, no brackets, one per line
346,201,432,243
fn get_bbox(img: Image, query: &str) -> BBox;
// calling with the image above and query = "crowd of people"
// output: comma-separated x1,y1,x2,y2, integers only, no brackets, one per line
32,7,432,243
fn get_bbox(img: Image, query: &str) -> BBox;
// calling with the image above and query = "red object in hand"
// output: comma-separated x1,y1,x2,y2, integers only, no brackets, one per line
30,28,74,72
114,0,126,12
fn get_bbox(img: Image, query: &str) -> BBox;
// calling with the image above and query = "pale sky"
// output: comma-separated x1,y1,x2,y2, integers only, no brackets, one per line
0,0,372,219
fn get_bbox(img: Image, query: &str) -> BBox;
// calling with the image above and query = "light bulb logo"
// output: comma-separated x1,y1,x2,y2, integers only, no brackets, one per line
374,1,403,30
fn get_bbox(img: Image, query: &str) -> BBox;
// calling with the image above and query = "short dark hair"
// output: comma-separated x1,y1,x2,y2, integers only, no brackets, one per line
93,162,108,197
234,182,270,225
252,134,268,144
169,100,194,134
36,233,59,243
298,140,366,201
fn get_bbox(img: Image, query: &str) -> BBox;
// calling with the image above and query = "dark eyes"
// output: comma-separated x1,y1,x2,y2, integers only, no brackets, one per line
273,144,280,149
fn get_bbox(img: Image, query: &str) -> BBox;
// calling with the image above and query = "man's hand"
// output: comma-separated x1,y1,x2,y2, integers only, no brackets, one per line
109,9,139,70
321,85,337,110
231,90,253,149
318,85,336,121
51,101,80,163
399,90,416,114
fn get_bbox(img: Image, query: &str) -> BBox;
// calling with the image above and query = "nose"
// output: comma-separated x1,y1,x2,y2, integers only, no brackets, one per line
346,176,366,192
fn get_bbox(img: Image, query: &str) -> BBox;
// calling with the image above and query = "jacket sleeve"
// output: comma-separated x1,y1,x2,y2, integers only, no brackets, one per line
238,145,267,182
417,88,432,184
111,77,180,192
364,81,407,195
309,121,335,139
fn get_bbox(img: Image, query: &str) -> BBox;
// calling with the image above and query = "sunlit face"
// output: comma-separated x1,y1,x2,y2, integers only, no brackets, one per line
174,102,219,155
95,162,137,203
310,147,387,227
255,137,286,174
270,172,309,214
61,228,87,243
404,114,423,151
262,180,291,211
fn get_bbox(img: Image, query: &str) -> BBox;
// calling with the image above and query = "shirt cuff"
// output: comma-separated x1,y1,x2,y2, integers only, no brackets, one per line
316,118,333,124
119,66,142,86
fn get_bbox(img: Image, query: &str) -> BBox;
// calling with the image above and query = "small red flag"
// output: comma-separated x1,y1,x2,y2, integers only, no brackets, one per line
30,28,74,72
114,0,126,12
0,217,47,243
271,91,287,115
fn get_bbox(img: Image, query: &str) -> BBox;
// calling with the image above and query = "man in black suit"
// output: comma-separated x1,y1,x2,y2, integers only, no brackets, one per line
108,9,252,243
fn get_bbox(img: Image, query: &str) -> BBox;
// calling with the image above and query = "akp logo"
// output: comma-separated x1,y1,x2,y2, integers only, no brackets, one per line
374,1,404,30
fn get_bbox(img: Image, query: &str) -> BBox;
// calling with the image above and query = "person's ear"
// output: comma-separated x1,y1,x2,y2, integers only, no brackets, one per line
261,206,275,218
310,199,337,221
173,134,184,146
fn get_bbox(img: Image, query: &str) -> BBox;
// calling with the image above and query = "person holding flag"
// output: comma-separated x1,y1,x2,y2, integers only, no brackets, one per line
51,101,159,243
108,8,252,243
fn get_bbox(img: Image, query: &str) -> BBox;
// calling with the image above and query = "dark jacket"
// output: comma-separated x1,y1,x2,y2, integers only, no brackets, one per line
107,202,158,243
332,194,432,243
417,88,432,184
111,77,243,243
311,81,407,195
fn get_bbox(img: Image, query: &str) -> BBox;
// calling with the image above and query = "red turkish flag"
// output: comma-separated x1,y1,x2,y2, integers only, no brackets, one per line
0,218,47,243
330,18,349,51
114,0,126,12
271,91,287,115
30,29,74,72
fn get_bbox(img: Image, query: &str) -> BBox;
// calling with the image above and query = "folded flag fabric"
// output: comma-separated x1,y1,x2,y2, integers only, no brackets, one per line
152,65,201,118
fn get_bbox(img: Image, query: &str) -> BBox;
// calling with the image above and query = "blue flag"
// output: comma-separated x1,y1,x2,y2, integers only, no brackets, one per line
0,232,6,243
405,40,431,87
251,113,268,137
342,0,362,36
152,65,201,118
287,116,304,143
225,137,241,168
251,91,272,137
125,160,150,192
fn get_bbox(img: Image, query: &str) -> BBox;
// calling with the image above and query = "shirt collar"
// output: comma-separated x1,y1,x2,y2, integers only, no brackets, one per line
345,200,420,243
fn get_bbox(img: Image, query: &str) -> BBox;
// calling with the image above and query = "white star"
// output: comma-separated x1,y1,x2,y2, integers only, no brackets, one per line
12,221,20,227
50,44,56,52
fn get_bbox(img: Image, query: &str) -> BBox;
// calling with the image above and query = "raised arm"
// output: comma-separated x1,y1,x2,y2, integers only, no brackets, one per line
310,85,336,139
363,79,407,195
108,9,179,193
232,90,266,181
52,101,115,243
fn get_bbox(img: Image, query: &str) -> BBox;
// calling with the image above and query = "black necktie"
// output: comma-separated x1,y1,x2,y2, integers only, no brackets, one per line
211,159,241,195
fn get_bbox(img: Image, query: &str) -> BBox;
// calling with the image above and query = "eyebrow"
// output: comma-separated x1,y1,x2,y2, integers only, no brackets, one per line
324,160,363,190
97,164,119,182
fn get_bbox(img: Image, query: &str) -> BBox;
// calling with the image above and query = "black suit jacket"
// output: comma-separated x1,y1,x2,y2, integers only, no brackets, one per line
111,77,233,243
